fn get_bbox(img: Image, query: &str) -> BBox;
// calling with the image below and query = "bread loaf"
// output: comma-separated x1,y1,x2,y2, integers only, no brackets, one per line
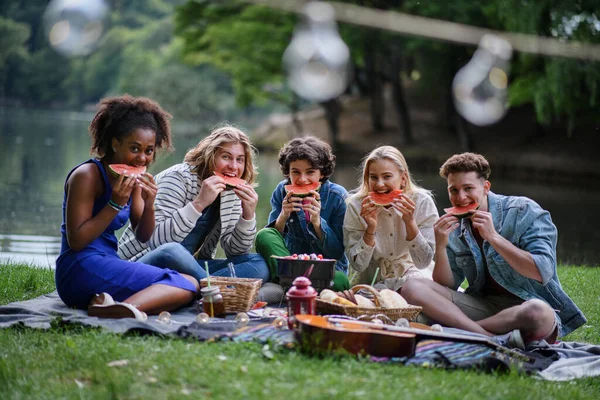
319,289,338,303
378,289,409,309
354,294,376,308
332,296,357,307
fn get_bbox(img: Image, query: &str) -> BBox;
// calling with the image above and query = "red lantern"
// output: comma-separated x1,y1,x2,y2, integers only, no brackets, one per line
286,276,317,329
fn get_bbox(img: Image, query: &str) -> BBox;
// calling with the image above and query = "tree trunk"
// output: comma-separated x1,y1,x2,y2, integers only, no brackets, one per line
391,49,413,145
365,39,384,132
320,98,341,151
290,94,303,137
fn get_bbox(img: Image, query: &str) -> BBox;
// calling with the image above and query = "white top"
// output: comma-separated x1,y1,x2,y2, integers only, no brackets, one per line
343,190,438,291
118,162,256,261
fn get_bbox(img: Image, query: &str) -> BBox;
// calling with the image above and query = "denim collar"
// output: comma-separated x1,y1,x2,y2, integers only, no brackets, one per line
488,191,504,235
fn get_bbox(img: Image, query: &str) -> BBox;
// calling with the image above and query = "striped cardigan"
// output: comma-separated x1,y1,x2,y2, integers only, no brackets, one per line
118,162,256,261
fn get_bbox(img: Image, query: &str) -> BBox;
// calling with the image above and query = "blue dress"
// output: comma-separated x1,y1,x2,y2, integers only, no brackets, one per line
55,159,196,309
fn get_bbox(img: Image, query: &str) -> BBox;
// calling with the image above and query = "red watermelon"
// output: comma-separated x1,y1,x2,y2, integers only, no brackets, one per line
369,190,403,206
444,203,479,218
108,164,147,178
284,181,321,198
214,171,246,189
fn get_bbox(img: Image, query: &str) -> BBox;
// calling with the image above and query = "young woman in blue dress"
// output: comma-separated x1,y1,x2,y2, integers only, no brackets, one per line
55,95,198,320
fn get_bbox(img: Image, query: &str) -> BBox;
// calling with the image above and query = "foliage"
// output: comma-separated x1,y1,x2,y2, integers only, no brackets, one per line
175,0,296,108
0,0,250,123
0,263,599,398
402,0,600,130
491,0,600,130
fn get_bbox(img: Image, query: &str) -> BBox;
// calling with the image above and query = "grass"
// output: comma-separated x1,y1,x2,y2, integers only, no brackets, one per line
0,263,599,399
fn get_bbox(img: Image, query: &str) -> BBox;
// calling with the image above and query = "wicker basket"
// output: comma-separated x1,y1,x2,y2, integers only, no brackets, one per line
316,284,422,323
199,277,262,313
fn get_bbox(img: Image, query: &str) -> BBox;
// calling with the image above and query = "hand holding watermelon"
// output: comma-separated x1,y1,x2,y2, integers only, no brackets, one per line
136,172,158,205
433,213,460,248
360,195,379,232
232,183,259,220
469,209,496,242
110,172,137,206
192,175,227,212
302,193,321,225
390,193,416,224
279,192,299,218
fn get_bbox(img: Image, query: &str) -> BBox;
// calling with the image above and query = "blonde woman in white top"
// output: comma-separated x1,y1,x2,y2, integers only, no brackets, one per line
343,146,438,292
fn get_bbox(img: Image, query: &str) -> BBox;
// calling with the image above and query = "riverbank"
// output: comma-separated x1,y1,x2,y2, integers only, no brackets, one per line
252,93,599,187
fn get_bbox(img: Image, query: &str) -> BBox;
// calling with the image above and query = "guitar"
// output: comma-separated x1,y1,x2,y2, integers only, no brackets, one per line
294,314,532,361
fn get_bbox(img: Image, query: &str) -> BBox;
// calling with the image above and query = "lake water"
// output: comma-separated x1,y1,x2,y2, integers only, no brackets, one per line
1,109,599,267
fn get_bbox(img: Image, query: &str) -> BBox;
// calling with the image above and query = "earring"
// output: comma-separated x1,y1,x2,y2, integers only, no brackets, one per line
112,147,116,152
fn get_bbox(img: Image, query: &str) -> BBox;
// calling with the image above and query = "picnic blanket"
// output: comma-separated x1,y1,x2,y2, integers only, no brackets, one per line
1,292,599,381
0,291,198,335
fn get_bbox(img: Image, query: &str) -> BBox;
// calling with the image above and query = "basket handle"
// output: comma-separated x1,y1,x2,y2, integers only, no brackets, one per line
350,284,382,307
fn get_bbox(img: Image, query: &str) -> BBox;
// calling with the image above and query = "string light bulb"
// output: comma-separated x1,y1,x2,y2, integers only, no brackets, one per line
452,34,513,126
43,0,109,58
283,1,350,102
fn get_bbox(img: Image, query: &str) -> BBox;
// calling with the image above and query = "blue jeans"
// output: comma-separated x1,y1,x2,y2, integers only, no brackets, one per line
138,242,270,283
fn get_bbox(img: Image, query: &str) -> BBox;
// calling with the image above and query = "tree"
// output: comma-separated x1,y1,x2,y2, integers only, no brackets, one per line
175,1,299,122
490,0,600,135
0,16,30,99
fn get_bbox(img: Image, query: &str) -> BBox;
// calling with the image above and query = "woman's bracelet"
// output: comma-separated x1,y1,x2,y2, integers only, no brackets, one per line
107,199,125,211
364,231,375,237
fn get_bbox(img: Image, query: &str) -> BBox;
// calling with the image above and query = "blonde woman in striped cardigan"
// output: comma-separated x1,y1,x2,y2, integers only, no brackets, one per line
118,125,269,282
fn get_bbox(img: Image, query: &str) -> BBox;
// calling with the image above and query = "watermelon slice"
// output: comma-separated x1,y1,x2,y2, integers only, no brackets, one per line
284,181,321,198
369,190,403,206
444,203,480,218
108,164,147,178
214,171,246,189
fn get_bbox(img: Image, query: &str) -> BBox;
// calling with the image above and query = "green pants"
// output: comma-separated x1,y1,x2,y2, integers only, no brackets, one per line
255,227,350,291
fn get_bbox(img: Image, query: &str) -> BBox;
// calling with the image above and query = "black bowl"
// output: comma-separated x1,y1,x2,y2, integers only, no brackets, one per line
273,256,336,291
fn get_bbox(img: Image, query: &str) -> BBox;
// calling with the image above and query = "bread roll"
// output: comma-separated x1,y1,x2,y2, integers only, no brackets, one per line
319,289,338,303
332,296,357,307
354,294,376,308
378,289,409,308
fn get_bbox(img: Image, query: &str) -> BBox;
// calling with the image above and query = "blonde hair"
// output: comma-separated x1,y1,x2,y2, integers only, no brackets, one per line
184,125,258,184
350,145,431,199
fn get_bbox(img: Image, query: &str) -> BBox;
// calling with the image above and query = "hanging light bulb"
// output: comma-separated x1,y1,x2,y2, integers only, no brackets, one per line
283,1,350,102
43,0,110,58
452,34,512,126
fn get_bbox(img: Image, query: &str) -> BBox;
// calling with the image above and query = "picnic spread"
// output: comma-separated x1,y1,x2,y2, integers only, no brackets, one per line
1,260,599,382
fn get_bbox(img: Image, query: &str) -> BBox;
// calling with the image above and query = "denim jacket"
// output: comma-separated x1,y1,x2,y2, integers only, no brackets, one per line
446,191,586,337
267,179,349,273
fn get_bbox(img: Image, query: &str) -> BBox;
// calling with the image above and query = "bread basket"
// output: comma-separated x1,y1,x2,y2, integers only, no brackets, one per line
316,284,422,323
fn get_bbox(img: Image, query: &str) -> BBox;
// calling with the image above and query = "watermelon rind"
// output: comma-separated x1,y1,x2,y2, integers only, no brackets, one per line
214,171,246,189
444,203,480,218
108,164,147,178
368,190,403,206
284,182,321,198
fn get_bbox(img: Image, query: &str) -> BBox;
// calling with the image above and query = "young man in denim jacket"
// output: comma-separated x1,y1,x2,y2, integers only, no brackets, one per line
402,153,586,346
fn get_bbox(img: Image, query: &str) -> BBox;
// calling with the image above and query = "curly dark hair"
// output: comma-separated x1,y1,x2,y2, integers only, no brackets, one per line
439,152,491,180
278,136,336,181
88,94,173,161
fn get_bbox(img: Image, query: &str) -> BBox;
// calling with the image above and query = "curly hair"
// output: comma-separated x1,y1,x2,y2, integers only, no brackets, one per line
278,136,336,181
351,145,430,199
184,124,258,184
439,152,491,180
88,94,173,161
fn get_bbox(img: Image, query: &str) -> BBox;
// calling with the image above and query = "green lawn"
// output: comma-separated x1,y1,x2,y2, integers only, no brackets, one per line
0,263,599,399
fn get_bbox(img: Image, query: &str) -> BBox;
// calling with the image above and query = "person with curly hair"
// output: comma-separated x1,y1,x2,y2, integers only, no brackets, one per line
401,152,586,347
255,136,350,292
118,125,269,283
55,94,198,320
